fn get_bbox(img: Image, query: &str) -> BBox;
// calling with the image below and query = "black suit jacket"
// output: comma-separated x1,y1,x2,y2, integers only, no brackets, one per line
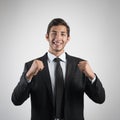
12,53,105,120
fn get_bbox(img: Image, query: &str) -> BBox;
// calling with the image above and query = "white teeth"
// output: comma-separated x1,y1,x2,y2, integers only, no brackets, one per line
53,41,62,45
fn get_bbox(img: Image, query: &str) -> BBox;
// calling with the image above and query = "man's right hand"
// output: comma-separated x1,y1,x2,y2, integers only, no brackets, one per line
26,60,44,81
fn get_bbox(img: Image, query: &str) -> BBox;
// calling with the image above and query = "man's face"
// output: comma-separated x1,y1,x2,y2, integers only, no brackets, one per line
46,25,70,54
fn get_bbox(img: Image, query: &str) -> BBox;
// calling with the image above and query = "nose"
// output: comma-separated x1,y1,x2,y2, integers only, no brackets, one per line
55,33,62,40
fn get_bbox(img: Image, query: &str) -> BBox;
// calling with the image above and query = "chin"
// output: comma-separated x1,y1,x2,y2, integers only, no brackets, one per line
53,47,63,51
54,48,63,52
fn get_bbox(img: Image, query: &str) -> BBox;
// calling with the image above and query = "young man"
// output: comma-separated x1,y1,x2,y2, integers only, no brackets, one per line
12,18,105,120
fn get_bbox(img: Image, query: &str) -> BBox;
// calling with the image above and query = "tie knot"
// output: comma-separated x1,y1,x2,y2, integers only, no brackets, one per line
54,58,61,63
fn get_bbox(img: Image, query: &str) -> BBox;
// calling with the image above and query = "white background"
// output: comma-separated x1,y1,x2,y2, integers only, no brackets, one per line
0,0,120,119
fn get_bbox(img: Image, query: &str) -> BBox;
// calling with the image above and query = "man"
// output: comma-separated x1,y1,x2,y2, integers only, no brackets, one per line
12,18,105,120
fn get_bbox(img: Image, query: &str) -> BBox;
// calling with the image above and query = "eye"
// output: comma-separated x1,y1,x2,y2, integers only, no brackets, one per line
51,32,56,36
61,33,66,36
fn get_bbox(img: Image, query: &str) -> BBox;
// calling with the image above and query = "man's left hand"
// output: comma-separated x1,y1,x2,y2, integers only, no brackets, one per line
78,61,95,80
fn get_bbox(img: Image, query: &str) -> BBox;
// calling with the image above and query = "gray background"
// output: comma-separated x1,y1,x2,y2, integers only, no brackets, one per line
0,0,120,119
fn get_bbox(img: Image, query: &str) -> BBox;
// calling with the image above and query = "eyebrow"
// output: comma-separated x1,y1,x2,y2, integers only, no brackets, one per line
50,30,67,33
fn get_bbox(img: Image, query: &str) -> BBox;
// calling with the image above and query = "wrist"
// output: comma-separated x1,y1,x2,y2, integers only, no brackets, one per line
89,73,95,80
26,71,34,81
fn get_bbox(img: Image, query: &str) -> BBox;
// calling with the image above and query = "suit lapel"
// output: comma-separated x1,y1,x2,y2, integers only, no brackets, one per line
65,53,74,83
38,53,53,106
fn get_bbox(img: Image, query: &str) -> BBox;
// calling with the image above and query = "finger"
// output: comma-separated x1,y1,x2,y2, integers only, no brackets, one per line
36,60,44,71
34,69,39,76
79,60,87,65
78,61,84,68
78,61,87,72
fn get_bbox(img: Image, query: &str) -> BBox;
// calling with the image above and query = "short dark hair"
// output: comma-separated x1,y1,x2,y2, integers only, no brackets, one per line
47,18,70,37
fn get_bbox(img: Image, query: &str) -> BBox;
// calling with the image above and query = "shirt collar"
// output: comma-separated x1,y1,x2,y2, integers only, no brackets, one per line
47,52,66,63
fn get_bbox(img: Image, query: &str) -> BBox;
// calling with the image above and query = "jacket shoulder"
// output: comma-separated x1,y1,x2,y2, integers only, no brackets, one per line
25,53,47,67
66,53,85,63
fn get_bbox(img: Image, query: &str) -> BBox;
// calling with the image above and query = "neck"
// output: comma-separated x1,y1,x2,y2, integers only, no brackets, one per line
48,50,64,57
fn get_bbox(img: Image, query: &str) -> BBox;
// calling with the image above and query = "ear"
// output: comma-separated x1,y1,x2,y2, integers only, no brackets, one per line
67,36,70,42
45,34,49,41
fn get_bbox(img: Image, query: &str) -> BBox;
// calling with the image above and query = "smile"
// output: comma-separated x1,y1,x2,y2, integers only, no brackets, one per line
53,41,63,46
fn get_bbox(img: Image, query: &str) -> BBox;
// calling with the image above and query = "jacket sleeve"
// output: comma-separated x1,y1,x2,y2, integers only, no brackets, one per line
85,75,105,104
11,63,31,105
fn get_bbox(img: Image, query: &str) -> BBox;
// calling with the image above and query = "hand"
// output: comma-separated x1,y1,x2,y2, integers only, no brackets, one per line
78,61,95,80
26,60,44,80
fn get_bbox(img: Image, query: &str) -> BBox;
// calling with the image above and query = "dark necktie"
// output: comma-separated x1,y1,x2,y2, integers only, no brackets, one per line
54,58,64,119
